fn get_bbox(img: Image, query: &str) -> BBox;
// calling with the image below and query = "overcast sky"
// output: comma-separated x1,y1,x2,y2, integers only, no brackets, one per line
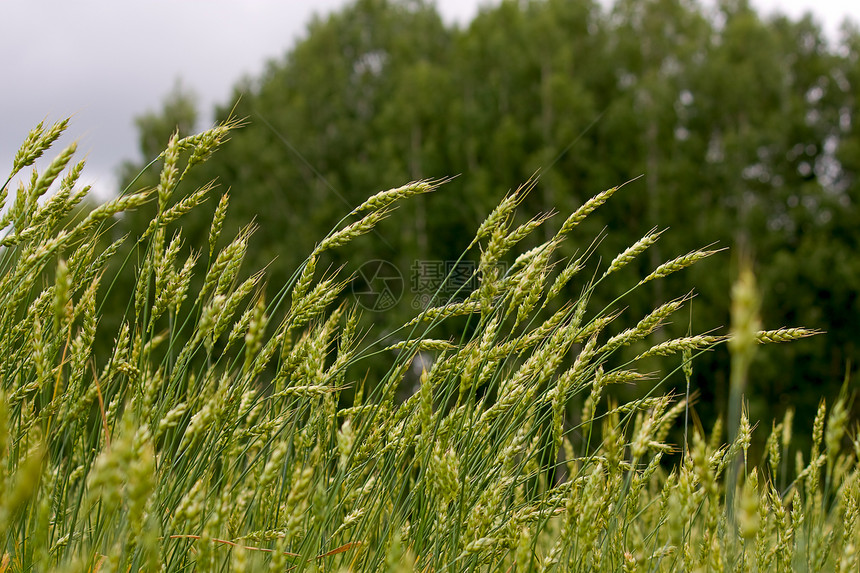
1,0,858,199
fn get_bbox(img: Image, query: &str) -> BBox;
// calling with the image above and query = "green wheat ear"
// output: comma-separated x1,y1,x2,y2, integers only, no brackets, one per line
0,119,847,572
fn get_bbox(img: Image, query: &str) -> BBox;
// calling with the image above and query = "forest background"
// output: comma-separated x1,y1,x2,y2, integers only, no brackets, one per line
112,0,860,448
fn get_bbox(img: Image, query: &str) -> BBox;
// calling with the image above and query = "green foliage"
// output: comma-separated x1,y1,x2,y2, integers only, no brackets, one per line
0,117,852,572
116,0,860,438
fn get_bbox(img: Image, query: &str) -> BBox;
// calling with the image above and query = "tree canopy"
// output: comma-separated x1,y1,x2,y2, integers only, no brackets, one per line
118,0,860,431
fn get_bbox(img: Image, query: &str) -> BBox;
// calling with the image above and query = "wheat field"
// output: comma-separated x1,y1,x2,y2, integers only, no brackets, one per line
0,119,855,572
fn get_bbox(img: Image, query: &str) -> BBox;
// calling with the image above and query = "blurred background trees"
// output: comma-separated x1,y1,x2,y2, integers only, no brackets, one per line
117,0,860,437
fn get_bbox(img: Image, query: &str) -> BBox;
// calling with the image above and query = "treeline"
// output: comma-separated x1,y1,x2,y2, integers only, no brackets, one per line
118,0,860,431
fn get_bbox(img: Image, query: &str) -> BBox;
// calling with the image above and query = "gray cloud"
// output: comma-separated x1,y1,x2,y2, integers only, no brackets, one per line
1,0,365,197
